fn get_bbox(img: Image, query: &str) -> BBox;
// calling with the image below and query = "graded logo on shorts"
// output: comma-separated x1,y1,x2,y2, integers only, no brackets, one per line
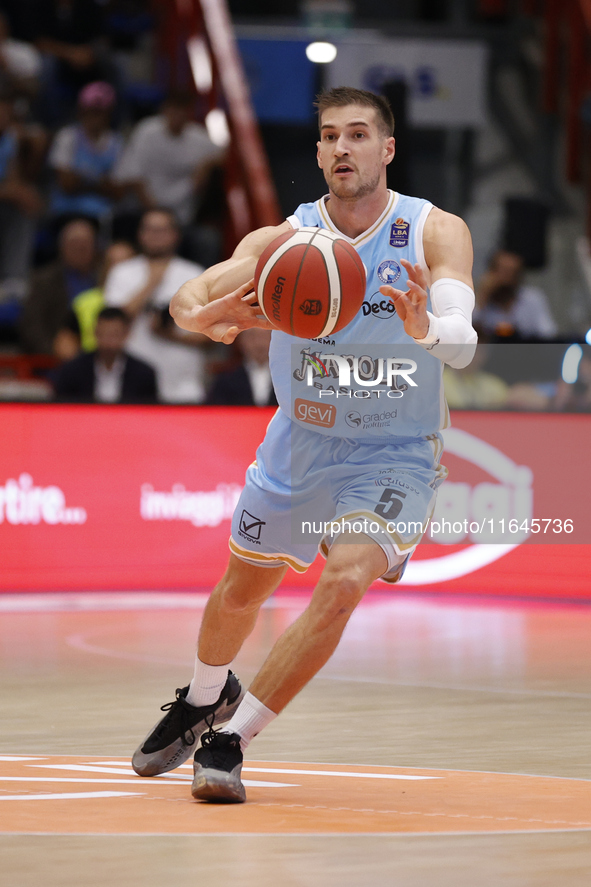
345,410,362,428
389,218,410,248
294,398,336,428
239,509,266,541
377,260,401,285
375,476,420,496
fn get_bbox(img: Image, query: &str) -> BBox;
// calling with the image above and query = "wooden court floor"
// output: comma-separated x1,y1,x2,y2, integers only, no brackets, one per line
1,589,591,886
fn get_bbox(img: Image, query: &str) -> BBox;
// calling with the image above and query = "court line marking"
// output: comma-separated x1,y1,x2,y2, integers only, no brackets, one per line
0,792,141,801
244,758,591,784
0,776,296,789
2,828,591,837
0,777,175,785
0,756,44,762
13,754,591,784
84,762,438,782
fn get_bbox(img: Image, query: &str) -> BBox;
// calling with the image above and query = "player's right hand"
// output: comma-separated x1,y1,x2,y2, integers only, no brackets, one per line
183,279,273,345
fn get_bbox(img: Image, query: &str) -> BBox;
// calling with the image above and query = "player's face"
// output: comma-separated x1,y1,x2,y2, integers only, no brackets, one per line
316,104,394,201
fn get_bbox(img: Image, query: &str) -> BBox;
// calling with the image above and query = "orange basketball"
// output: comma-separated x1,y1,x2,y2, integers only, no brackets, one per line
254,227,366,338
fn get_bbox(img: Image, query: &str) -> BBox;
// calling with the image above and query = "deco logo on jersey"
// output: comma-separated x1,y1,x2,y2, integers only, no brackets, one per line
377,260,402,285
389,218,410,248
238,510,266,541
362,291,397,319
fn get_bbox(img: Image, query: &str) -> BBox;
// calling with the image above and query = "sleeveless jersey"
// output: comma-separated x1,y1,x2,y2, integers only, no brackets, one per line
268,190,449,442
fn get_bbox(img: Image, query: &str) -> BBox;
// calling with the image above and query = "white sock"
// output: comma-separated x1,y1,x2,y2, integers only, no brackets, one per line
186,655,229,707
220,691,277,752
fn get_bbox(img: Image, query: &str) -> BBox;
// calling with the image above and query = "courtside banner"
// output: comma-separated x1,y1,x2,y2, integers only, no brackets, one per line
0,404,589,597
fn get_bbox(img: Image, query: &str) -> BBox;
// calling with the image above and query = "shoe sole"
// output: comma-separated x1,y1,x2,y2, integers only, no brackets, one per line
131,686,245,777
191,764,246,803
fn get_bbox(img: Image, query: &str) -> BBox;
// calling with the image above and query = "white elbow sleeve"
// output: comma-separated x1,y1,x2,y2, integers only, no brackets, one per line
413,277,478,369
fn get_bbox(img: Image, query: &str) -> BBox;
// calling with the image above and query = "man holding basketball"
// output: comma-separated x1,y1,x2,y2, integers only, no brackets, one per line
132,87,477,802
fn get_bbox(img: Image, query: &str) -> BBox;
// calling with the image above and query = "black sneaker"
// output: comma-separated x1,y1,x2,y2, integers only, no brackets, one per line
191,730,246,803
132,671,244,777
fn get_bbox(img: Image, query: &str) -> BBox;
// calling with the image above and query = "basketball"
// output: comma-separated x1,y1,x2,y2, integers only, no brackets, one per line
254,227,366,338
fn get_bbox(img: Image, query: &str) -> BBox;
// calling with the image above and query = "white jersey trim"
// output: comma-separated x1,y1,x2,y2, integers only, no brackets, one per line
414,201,434,287
316,190,399,247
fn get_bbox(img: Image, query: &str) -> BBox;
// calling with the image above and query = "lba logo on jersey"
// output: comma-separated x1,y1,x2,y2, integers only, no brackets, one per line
389,218,410,248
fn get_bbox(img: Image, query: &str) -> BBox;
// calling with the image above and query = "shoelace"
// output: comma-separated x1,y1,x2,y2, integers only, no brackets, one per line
200,725,239,769
158,688,199,746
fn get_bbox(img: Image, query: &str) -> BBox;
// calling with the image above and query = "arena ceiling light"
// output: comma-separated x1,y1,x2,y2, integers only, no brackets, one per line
205,108,230,148
187,36,212,93
561,343,583,384
306,42,337,64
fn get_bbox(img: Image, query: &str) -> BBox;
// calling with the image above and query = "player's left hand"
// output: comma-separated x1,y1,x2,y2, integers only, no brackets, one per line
380,259,430,340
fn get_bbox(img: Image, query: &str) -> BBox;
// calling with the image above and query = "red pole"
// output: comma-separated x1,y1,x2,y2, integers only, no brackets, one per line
198,0,282,229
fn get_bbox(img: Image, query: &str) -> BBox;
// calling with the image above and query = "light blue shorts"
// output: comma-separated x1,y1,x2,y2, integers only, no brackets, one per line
229,409,447,582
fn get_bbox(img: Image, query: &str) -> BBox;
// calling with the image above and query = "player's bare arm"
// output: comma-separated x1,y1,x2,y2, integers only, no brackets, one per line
170,220,292,344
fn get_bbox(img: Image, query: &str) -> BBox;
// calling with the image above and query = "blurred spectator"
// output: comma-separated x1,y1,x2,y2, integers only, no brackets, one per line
0,90,43,298
71,239,135,351
103,208,207,402
33,0,107,122
207,329,277,406
475,250,558,340
53,305,157,403
114,90,224,262
49,80,123,220
443,345,508,409
553,345,591,412
0,12,42,99
20,217,98,355
53,238,135,357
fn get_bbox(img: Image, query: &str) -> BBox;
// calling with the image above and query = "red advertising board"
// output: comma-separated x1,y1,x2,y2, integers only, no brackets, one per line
0,404,589,598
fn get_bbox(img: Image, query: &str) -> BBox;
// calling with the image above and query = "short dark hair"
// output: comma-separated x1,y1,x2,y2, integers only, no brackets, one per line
315,87,395,138
97,307,130,325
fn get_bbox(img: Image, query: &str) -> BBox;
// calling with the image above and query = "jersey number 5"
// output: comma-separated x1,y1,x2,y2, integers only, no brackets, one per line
374,488,406,519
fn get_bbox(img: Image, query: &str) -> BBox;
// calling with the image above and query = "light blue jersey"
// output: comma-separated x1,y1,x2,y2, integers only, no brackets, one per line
269,190,449,441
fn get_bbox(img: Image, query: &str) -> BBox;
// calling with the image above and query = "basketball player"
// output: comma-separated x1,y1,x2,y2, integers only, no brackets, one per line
132,87,477,802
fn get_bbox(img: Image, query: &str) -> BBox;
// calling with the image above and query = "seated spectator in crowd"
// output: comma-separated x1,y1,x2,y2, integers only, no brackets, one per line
553,345,591,412
33,0,107,121
72,239,135,351
443,345,509,410
103,208,207,403
53,306,157,403
20,217,98,355
207,329,277,406
49,81,123,221
0,12,42,99
53,238,136,356
475,250,558,340
114,90,224,261
0,90,42,297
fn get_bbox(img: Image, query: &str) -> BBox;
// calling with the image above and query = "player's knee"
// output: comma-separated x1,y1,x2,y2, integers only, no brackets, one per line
312,566,368,626
214,576,265,613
